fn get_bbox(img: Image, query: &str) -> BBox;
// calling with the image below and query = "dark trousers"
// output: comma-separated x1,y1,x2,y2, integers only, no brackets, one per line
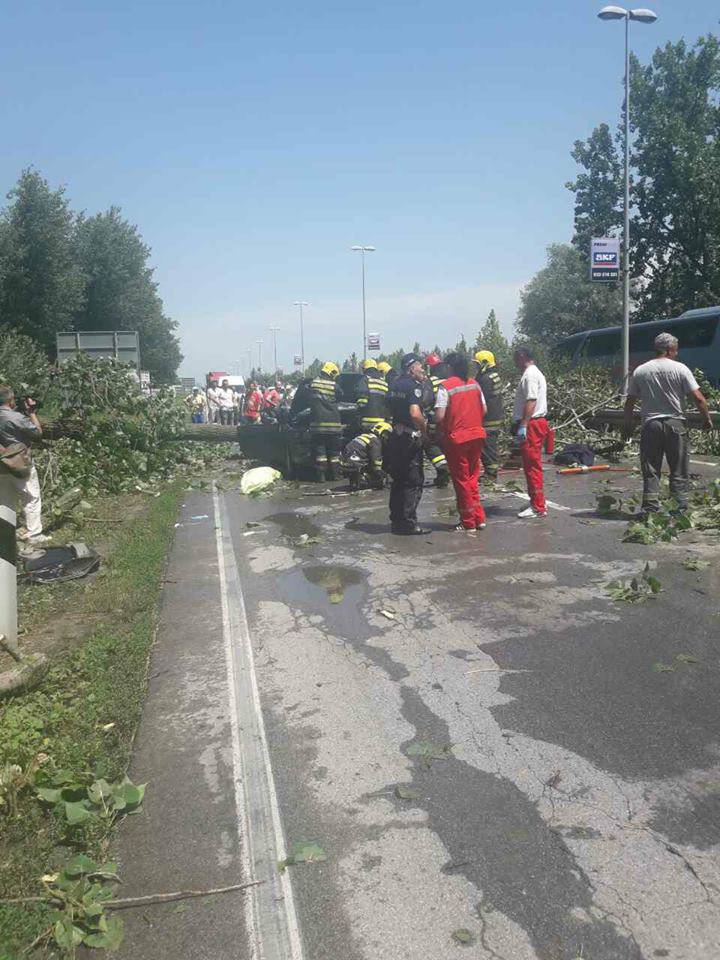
387,433,424,530
640,417,690,510
219,408,233,425
310,432,342,481
481,429,500,479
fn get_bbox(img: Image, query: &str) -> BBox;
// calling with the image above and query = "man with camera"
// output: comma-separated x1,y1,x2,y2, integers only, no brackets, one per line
0,385,49,544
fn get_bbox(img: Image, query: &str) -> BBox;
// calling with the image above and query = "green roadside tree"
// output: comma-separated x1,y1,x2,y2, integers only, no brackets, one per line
631,36,720,319
0,169,85,352
516,244,622,345
473,309,511,369
72,207,182,383
566,122,623,256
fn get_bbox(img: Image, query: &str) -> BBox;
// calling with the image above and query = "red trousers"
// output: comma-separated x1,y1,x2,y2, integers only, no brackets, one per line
520,418,549,512
445,438,487,529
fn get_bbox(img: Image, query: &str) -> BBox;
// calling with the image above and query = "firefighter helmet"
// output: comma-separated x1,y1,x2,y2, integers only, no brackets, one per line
321,361,340,378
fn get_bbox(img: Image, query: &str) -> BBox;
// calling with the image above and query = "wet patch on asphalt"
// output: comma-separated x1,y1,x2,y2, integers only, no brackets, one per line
394,686,645,960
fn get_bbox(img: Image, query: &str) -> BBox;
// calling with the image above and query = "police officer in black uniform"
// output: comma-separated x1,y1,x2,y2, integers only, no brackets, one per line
387,354,431,535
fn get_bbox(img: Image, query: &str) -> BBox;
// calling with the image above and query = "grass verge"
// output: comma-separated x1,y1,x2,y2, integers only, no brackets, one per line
0,484,182,957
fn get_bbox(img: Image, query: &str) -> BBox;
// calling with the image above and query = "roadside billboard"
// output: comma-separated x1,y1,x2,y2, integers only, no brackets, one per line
590,237,620,282
56,331,141,371
367,333,381,351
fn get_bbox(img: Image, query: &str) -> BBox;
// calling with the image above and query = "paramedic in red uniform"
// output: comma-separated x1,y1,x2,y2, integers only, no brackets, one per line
434,352,488,532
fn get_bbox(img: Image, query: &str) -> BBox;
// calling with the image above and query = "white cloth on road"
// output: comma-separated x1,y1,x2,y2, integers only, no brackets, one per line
628,357,699,421
512,364,547,420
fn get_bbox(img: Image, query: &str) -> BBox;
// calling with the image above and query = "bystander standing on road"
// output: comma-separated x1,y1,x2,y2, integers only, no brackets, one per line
186,387,208,423
206,384,219,424
0,385,50,544
263,382,282,417
623,332,713,514
435,352,487,532
243,381,263,424
216,379,235,426
512,346,549,519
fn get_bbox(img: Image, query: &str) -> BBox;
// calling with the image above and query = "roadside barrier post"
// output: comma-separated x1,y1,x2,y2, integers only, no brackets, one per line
0,473,18,650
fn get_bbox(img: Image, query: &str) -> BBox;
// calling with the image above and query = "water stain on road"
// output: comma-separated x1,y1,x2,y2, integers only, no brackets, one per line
265,511,323,540
277,563,409,681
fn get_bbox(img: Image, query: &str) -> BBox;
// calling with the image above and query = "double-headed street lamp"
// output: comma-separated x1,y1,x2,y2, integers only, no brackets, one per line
351,245,375,360
293,300,309,372
597,6,658,390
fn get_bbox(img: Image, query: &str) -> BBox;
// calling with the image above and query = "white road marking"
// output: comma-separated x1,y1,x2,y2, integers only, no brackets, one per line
690,459,719,467
511,491,572,512
213,484,304,960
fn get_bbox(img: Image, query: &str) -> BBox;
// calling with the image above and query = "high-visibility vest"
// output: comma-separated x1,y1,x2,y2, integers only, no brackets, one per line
309,376,342,433
441,376,486,445
357,374,389,424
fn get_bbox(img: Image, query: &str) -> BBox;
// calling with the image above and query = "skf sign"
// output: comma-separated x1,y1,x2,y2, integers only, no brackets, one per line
590,237,620,282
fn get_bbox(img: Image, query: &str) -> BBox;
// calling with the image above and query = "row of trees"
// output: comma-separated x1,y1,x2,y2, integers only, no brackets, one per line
517,34,720,344
0,169,182,382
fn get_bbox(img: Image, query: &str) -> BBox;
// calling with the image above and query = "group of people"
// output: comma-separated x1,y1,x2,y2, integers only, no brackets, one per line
291,347,550,534
185,379,290,425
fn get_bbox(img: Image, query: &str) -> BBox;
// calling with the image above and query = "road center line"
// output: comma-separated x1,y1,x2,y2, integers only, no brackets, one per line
213,483,304,960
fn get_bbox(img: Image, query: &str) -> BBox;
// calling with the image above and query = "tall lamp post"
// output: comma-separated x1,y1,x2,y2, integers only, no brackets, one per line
269,326,280,374
293,300,309,372
597,5,658,391
256,339,264,372
351,245,375,360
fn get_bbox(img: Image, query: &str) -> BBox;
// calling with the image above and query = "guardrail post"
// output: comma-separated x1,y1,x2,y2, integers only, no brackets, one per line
0,473,18,651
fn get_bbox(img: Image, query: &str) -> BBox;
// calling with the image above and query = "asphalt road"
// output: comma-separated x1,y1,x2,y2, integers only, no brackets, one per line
118,457,720,960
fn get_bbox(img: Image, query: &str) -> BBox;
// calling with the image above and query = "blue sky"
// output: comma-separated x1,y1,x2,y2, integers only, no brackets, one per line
1,0,717,379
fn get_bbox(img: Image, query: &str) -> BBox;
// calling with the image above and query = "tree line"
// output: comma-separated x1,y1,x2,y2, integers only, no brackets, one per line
0,168,182,383
517,33,720,345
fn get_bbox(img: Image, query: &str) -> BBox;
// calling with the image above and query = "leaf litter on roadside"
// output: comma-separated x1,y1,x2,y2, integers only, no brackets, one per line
452,928,475,945
406,740,454,763
605,564,662,603
278,841,327,872
394,784,421,800
652,653,699,674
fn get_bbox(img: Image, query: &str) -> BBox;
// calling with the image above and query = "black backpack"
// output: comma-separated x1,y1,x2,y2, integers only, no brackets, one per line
553,443,595,467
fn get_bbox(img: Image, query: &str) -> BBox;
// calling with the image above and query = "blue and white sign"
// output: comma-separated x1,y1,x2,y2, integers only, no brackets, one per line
590,237,620,282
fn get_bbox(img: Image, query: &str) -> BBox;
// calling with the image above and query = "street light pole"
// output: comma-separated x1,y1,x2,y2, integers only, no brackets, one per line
256,339,263,372
293,301,309,372
269,326,280,374
351,245,375,360
598,6,658,391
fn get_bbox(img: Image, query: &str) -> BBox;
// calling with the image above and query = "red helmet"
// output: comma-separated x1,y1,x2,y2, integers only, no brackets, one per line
425,353,442,367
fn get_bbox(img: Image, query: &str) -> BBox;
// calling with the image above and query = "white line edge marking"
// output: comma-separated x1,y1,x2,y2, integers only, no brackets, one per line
213,483,304,960
511,491,572,512
0,503,17,525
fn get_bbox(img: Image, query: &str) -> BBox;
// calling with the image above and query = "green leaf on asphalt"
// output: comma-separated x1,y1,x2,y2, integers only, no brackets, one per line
407,740,454,761
675,653,698,665
651,662,675,674
395,784,421,800
682,557,709,571
452,928,475,945
279,841,327,871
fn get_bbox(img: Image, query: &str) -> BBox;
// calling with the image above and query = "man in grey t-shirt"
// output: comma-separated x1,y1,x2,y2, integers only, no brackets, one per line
623,333,713,512
0,385,49,543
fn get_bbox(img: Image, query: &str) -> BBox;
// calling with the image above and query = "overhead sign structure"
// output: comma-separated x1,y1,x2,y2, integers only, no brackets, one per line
56,331,141,371
590,237,620,282
293,355,303,367
367,333,381,352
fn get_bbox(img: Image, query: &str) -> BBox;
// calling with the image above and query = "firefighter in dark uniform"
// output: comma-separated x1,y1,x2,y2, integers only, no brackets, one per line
308,362,343,481
356,358,390,432
341,421,391,490
423,354,450,487
387,354,431,535
474,350,504,481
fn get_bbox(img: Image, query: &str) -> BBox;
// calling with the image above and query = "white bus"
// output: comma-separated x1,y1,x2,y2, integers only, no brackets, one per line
551,307,720,385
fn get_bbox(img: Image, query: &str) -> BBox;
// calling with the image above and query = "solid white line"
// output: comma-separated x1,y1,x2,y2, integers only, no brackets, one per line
511,491,572,512
690,459,719,467
0,503,16,525
213,483,304,960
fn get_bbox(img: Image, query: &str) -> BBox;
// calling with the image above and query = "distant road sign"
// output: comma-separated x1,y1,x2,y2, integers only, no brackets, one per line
293,355,303,367
56,331,140,370
367,333,381,351
590,237,620,282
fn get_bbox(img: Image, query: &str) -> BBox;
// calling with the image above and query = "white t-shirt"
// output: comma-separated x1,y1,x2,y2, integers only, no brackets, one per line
628,357,699,420
216,387,235,409
513,365,547,421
